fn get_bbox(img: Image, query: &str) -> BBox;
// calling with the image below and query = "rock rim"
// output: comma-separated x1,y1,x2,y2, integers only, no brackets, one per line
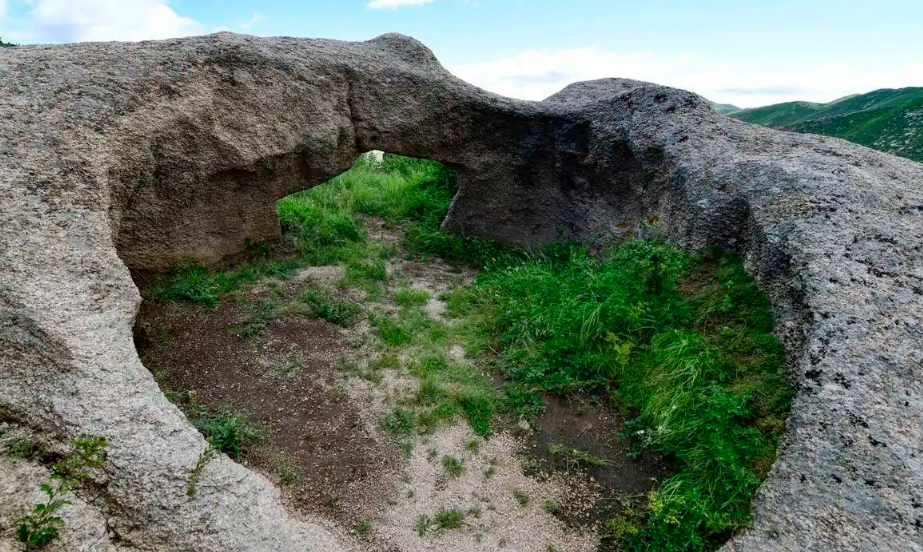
1,32,922,551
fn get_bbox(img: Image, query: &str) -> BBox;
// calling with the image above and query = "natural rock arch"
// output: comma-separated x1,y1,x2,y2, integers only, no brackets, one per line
1,33,921,551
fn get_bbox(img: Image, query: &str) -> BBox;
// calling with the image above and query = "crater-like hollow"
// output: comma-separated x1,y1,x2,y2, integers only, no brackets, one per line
131,153,793,552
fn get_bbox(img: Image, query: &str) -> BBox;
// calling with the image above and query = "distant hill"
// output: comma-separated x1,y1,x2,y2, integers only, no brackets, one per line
709,102,741,115
724,88,923,163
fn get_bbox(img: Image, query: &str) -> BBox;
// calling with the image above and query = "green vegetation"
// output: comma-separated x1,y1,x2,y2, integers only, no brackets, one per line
151,261,300,307
513,489,531,506
293,289,361,327
145,152,792,551
190,406,263,460
4,437,43,460
441,455,465,478
0,37,14,47
415,508,466,534
356,518,373,535
186,445,216,498
727,87,923,162
451,243,791,550
17,436,108,551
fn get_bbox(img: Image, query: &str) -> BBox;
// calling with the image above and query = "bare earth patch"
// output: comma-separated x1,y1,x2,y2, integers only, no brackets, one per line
132,224,676,551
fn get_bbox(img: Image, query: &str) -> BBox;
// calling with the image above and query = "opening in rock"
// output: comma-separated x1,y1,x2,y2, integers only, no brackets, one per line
133,152,792,552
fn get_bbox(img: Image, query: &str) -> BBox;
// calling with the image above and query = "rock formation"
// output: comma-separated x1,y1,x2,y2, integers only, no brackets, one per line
1,32,921,551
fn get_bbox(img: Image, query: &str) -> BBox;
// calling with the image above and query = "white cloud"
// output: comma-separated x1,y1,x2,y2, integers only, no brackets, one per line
367,0,436,10
25,0,201,43
450,48,923,108
240,10,263,31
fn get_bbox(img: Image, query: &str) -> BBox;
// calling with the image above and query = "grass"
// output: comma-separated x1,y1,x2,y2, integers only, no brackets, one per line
229,300,279,337
150,260,300,307
441,455,465,478
414,507,466,535
449,242,792,551
293,289,362,327
190,407,263,460
4,437,43,460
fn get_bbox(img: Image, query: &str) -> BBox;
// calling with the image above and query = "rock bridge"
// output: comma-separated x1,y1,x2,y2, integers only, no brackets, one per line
1,33,921,551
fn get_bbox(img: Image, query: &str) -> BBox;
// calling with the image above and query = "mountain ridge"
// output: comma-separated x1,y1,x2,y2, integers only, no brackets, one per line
725,87,923,162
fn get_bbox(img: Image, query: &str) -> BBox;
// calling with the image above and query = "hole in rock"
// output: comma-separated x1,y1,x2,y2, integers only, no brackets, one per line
132,152,793,552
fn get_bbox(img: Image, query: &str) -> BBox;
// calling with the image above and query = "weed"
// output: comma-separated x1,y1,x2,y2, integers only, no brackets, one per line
186,445,215,498
229,300,279,337
294,289,361,327
4,437,43,460
382,407,416,436
151,260,300,307
441,455,465,478
513,489,530,506
356,519,373,535
465,439,480,455
433,508,465,531
17,436,107,550
191,409,263,460
542,499,560,516
393,288,430,307
414,514,432,536
273,359,301,377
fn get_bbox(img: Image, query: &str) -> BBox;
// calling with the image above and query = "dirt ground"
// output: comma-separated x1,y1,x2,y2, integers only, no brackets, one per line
133,225,673,551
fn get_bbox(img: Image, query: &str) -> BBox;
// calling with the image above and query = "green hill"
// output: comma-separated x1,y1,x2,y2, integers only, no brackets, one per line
709,102,742,115
726,88,923,163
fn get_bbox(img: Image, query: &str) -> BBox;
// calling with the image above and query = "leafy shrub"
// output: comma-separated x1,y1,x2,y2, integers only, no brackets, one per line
191,409,262,460
17,436,108,550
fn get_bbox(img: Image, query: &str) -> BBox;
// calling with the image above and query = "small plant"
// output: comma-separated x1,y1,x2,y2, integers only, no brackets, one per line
441,455,465,478
415,514,432,536
356,518,373,535
294,289,361,327
465,439,480,455
229,300,279,337
4,437,43,460
382,408,416,436
433,508,465,531
393,288,430,307
17,436,108,550
191,408,262,460
513,489,531,506
186,445,216,498
542,499,560,516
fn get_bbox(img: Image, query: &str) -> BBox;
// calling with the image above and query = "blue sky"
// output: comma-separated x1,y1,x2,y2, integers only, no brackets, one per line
1,0,921,107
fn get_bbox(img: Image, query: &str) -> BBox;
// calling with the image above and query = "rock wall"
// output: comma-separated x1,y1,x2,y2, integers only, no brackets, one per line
1,32,921,551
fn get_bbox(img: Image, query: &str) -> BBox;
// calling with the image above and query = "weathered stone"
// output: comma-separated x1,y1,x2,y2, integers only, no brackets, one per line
1,32,921,551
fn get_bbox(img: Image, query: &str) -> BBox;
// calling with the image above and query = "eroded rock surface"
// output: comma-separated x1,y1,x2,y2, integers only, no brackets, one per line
1,32,921,551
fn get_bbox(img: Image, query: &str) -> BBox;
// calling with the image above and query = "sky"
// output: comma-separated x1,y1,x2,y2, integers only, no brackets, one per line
1,0,921,108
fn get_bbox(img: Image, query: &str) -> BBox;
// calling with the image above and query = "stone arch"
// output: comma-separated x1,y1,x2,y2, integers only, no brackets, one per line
1,32,921,551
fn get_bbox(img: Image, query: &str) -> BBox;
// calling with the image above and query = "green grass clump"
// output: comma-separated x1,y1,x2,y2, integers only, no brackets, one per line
4,437,43,460
441,455,465,478
191,408,263,460
393,287,430,307
294,289,362,327
151,260,300,307
453,242,792,551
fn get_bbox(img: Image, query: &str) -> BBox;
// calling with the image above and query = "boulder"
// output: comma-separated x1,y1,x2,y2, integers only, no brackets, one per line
1,32,921,551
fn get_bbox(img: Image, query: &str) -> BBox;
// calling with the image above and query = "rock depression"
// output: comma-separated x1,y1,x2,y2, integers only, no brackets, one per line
1,33,921,551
